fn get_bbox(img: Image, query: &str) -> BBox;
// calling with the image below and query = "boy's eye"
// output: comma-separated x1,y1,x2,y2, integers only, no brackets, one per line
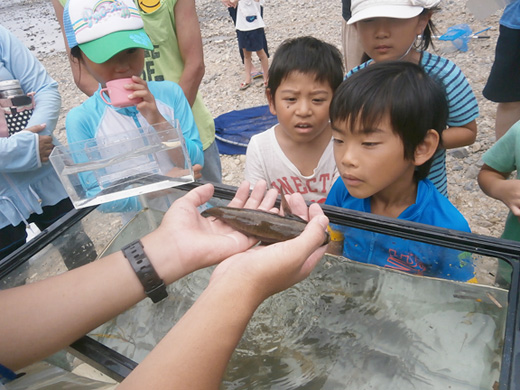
362,142,379,147
332,138,344,145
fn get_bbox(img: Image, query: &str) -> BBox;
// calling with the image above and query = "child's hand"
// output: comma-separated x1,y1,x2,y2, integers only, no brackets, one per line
126,75,166,125
25,124,54,163
193,164,202,180
499,179,520,219
478,165,520,220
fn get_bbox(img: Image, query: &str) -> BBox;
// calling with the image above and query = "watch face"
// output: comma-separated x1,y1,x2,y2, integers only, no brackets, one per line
138,0,161,13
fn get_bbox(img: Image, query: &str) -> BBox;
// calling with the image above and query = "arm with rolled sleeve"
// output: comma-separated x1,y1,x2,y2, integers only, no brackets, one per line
0,25,61,136
0,26,60,173
0,132,40,173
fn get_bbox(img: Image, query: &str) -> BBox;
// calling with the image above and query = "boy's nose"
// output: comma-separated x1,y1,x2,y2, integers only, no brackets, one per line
340,146,358,167
295,100,311,116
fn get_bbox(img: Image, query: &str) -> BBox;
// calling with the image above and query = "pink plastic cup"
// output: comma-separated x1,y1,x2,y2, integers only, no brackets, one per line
100,78,143,108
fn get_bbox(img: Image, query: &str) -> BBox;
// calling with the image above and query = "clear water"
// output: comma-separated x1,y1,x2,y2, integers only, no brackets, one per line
71,174,194,208
91,256,507,389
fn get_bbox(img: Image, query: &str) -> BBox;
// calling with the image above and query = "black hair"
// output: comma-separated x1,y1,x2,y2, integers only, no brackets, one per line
70,45,83,61
329,61,448,181
416,7,439,51
266,36,344,98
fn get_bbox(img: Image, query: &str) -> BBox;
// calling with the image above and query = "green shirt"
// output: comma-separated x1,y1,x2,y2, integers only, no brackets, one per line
136,0,215,150
482,121,520,241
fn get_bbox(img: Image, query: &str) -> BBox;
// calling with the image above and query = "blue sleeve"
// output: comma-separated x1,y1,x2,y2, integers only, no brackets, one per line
0,25,61,136
154,81,204,167
0,131,40,172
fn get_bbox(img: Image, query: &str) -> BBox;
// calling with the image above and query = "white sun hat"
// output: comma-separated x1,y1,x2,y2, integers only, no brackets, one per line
348,0,441,25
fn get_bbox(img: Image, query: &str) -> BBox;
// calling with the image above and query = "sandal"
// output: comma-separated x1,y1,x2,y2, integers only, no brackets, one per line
251,71,263,80
239,82,251,90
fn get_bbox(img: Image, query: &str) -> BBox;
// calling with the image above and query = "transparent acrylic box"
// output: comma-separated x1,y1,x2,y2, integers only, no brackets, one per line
50,120,194,209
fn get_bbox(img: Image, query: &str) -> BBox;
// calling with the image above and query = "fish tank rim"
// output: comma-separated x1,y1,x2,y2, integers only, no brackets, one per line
1,181,518,389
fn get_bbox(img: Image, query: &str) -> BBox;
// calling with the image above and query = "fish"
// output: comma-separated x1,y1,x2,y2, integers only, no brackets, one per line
201,188,330,245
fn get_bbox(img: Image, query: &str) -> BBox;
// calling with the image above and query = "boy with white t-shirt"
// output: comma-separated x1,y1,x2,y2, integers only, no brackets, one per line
244,36,344,203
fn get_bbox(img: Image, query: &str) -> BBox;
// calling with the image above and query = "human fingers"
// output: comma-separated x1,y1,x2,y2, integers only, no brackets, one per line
126,76,153,100
211,213,329,299
39,135,54,162
25,123,46,134
227,180,278,211
170,183,215,213
284,191,309,219
226,181,253,208
193,164,203,180
243,180,279,210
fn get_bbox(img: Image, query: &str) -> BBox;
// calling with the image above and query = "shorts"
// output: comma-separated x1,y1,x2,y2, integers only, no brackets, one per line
483,24,520,102
237,28,269,54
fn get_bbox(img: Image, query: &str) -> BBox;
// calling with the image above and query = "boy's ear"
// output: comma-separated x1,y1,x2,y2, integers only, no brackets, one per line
266,88,277,116
414,129,439,166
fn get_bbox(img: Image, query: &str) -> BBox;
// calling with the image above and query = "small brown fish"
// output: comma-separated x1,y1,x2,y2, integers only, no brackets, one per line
201,187,330,245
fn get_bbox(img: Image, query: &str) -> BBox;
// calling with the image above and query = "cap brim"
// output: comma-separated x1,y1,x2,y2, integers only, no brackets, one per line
79,29,153,64
347,6,423,24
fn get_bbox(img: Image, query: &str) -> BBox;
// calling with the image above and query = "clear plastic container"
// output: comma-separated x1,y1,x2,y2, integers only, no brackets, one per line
49,121,194,209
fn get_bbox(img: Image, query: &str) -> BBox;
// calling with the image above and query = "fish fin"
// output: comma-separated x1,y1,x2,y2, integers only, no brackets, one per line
279,187,292,216
279,187,307,223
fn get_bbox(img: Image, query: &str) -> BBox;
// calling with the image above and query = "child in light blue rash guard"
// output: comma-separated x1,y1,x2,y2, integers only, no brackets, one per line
63,0,204,214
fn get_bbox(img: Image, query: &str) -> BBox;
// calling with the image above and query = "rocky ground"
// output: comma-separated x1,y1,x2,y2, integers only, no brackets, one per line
1,0,511,281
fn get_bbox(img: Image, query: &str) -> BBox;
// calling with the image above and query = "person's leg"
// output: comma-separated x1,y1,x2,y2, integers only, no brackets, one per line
200,140,223,183
30,198,97,270
495,101,520,139
256,49,269,85
242,49,253,88
484,25,520,139
0,223,27,260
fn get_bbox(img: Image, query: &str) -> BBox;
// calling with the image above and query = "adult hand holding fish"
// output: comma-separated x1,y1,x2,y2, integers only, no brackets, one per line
125,191,330,390
210,197,330,299
0,180,329,389
141,180,280,284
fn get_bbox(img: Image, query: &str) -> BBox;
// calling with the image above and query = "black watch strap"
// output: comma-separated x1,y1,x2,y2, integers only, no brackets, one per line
122,240,168,303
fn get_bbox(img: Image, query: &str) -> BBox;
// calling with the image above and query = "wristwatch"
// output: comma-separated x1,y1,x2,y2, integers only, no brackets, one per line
121,239,168,303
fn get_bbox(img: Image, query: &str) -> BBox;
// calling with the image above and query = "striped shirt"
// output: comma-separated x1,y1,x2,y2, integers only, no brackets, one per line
346,52,479,197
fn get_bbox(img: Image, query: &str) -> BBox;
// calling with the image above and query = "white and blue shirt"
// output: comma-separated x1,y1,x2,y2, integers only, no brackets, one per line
66,80,204,213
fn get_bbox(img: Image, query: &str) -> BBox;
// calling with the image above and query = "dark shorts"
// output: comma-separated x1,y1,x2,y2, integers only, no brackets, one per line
237,28,269,54
483,24,520,102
